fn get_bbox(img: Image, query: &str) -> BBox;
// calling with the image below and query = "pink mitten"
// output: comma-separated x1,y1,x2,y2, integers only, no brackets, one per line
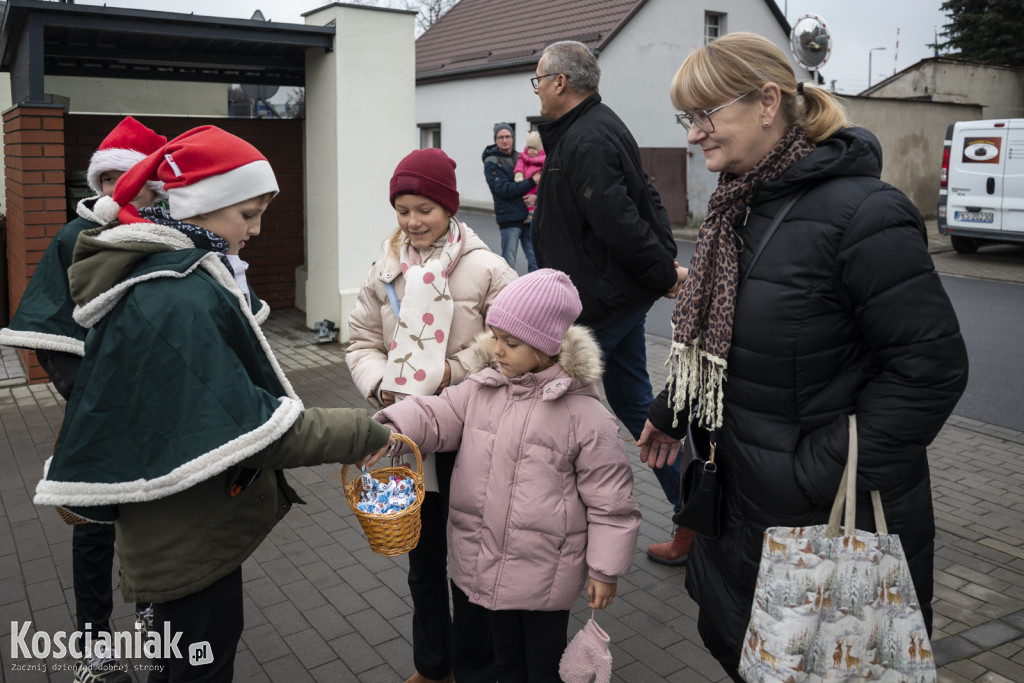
559,618,612,683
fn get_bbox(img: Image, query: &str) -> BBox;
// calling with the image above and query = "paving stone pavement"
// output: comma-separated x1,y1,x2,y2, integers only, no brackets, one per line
1,307,1023,682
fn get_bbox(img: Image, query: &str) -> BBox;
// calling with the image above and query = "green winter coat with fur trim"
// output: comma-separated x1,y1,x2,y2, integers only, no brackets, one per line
34,219,390,602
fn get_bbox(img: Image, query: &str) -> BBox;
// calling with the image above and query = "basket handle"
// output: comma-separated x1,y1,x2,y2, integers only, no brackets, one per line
341,432,424,487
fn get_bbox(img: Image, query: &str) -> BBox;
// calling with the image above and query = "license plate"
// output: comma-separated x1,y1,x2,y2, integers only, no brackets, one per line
954,210,994,224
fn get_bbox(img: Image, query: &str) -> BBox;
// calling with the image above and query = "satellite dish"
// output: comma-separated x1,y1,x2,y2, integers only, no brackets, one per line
241,83,279,100
790,14,832,72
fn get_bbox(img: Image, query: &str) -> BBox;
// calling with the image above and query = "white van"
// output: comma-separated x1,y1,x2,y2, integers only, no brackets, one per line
937,118,1024,253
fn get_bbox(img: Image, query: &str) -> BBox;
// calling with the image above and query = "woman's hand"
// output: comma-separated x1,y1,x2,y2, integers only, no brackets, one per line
358,435,395,469
434,362,452,394
381,390,398,406
637,419,680,469
587,578,617,609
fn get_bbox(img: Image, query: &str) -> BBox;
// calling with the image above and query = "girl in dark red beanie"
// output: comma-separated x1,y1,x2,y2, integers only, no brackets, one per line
347,148,516,683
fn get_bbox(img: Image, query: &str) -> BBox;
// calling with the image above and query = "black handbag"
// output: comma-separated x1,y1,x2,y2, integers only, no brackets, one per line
669,187,810,539
672,419,720,537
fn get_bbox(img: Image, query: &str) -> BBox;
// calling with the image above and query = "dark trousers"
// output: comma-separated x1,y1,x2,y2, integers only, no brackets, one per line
73,522,149,640
594,305,683,516
450,582,496,682
460,583,567,683
73,522,116,636
408,452,459,679
147,566,243,683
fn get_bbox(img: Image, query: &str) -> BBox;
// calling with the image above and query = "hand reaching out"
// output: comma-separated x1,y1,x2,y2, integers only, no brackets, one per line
636,419,680,469
358,435,395,469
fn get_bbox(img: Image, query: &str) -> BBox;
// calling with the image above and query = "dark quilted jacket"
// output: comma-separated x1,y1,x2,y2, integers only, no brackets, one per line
532,94,677,329
649,126,969,671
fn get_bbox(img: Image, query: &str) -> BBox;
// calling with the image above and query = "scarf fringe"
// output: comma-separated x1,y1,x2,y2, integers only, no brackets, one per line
665,335,726,431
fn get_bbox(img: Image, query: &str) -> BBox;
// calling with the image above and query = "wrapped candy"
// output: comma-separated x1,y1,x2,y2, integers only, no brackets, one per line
357,467,417,515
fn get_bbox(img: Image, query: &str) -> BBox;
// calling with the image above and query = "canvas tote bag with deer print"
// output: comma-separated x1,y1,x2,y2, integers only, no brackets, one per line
738,416,936,682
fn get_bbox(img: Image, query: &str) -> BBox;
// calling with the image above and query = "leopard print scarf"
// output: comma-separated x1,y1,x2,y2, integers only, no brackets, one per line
667,125,815,429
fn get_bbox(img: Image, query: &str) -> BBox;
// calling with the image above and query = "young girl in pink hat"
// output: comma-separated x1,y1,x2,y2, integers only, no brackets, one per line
371,268,640,682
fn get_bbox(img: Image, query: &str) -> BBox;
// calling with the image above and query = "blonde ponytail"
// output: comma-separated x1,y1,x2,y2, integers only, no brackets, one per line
796,82,849,142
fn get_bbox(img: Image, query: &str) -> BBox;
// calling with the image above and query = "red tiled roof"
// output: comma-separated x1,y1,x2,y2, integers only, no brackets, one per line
416,0,650,80
416,0,790,81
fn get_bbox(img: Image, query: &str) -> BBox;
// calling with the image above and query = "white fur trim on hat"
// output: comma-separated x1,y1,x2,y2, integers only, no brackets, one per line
168,160,279,220
87,148,147,194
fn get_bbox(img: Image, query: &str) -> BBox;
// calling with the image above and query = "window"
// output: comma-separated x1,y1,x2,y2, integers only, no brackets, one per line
419,123,441,149
705,12,725,45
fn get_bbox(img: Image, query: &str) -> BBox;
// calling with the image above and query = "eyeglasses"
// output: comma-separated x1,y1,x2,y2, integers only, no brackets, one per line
531,73,559,89
675,91,754,134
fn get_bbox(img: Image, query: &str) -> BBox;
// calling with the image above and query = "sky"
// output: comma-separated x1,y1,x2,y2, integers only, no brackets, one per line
75,0,952,96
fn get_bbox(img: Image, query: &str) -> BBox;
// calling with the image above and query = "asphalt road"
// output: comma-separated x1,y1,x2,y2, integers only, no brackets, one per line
459,210,1024,432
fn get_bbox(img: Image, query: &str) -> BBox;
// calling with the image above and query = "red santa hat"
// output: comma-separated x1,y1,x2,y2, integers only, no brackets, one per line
94,125,279,226
86,116,167,197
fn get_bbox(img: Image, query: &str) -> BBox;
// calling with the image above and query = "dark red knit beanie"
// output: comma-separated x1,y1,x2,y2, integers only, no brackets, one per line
389,148,460,215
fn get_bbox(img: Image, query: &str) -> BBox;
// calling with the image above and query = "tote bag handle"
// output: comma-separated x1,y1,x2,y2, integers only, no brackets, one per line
825,415,888,537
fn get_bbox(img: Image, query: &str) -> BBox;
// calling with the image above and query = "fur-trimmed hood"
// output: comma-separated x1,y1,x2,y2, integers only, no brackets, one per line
68,219,269,329
464,324,603,387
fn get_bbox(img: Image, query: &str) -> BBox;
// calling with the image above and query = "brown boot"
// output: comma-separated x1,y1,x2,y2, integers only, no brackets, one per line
403,673,455,683
646,527,696,566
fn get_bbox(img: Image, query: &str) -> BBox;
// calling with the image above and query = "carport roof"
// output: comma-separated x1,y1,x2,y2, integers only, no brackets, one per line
0,0,335,103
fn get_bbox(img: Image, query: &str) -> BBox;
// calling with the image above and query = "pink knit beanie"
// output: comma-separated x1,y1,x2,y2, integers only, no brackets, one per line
389,148,460,215
486,269,581,356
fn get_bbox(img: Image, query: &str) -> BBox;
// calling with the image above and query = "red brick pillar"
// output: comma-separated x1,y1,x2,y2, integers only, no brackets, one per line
3,104,67,384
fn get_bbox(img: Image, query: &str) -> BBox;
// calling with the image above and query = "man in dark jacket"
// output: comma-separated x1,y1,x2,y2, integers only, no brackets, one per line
482,123,539,271
531,40,691,564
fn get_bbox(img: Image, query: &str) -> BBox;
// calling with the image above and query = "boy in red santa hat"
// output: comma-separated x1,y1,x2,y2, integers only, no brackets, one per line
33,125,392,682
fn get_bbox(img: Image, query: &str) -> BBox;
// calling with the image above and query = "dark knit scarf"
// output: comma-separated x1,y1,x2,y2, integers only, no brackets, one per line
666,125,815,429
139,206,234,274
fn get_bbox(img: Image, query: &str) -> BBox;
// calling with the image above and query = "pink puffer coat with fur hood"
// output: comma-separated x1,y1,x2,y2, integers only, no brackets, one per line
376,326,640,611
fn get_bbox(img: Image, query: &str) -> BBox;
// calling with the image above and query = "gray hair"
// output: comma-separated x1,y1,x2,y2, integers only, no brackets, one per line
542,41,600,94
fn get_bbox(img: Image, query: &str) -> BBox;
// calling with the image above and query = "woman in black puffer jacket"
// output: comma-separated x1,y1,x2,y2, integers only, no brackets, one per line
637,32,969,680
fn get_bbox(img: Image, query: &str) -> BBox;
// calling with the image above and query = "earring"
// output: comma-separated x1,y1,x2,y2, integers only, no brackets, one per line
763,120,770,127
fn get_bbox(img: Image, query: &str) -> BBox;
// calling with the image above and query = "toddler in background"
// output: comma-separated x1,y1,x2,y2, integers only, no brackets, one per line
513,130,545,218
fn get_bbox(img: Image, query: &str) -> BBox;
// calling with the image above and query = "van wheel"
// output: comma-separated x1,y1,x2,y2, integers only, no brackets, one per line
951,236,979,254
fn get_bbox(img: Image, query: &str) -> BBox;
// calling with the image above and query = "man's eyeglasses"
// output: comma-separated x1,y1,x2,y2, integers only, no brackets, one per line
531,73,559,89
675,91,754,134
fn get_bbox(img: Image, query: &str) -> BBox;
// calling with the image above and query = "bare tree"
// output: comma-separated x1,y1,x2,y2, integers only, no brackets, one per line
346,0,459,34
401,0,459,34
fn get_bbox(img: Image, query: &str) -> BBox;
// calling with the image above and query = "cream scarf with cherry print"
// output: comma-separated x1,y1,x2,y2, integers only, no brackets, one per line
380,217,465,397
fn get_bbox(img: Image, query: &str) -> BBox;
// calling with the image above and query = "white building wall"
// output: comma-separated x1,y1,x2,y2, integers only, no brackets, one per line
415,0,802,224
416,71,542,214
303,5,416,340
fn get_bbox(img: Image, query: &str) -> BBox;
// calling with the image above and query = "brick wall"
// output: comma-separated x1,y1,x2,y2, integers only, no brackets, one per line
64,115,306,310
5,112,306,384
3,105,68,383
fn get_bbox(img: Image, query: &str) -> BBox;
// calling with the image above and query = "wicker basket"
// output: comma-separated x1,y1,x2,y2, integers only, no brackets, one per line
342,433,425,557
